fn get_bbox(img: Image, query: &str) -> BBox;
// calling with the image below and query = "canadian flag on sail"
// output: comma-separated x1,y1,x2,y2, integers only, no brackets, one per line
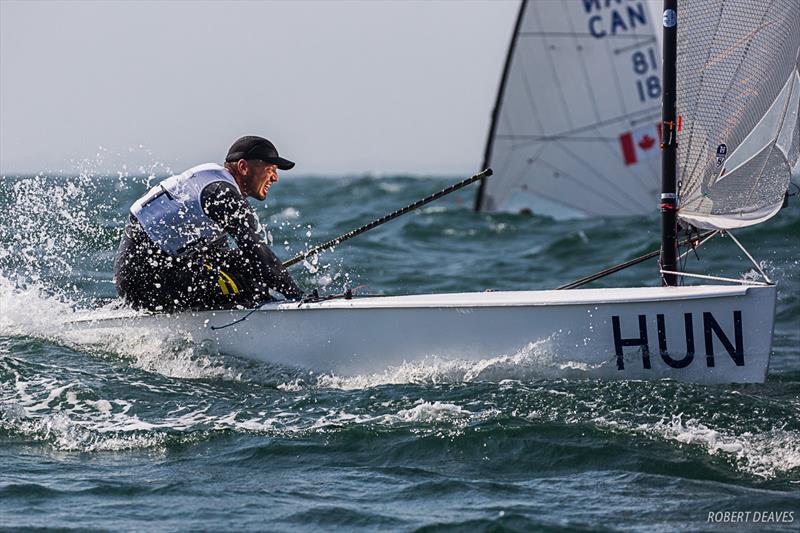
619,123,661,166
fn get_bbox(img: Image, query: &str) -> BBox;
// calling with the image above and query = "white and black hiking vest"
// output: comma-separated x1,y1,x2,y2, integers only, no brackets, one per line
130,163,241,257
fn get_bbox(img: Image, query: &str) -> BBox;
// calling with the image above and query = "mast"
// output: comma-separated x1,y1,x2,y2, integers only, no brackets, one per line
474,0,528,212
660,0,679,286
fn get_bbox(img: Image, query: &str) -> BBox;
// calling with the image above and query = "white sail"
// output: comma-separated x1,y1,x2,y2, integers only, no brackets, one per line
475,0,664,218
676,0,800,230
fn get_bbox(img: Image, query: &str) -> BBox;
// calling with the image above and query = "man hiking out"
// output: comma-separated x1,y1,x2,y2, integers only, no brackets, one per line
114,135,303,312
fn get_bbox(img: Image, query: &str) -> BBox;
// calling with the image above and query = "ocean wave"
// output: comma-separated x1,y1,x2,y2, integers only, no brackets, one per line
638,414,800,480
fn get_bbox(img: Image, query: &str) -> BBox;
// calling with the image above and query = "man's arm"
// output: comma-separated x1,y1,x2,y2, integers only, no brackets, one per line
201,181,303,299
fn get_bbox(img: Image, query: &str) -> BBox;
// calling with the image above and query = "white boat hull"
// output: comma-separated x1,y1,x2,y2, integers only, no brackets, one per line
74,285,777,384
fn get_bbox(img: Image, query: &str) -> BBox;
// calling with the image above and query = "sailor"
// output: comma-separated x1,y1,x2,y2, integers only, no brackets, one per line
114,136,303,312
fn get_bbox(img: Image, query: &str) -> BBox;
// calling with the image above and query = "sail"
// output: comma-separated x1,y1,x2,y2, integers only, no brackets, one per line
676,0,800,230
475,0,664,218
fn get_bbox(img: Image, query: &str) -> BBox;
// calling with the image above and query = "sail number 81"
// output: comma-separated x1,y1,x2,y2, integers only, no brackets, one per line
632,49,661,101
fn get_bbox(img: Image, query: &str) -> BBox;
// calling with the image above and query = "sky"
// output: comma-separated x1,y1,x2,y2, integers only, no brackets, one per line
0,0,519,176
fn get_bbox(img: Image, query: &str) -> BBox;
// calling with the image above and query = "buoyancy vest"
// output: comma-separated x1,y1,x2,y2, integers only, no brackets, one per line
130,163,242,256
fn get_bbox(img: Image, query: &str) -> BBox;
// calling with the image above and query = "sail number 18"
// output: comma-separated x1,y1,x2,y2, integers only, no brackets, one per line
632,48,661,101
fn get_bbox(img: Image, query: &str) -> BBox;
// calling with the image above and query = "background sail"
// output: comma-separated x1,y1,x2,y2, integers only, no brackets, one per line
475,0,663,218
677,0,800,230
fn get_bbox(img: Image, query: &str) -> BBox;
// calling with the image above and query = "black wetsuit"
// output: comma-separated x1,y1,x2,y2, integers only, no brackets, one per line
114,181,302,311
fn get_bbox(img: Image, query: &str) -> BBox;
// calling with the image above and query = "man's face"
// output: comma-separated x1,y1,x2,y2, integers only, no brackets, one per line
243,160,279,201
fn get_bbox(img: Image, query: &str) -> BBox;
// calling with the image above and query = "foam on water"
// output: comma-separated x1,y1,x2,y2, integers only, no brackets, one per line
0,275,238,381
609,414,800,480
0,351,165,451
528,386,800,481
668,416,800,479
395,400,471,423
0,396,168,452
0,337,494,452
0,276,76,335
311,337,602,390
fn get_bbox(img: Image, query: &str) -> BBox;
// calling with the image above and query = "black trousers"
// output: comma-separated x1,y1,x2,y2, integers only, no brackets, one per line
114,218,271,312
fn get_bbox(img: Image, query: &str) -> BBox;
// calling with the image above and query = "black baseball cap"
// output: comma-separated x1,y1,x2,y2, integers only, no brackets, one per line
225,136,295,170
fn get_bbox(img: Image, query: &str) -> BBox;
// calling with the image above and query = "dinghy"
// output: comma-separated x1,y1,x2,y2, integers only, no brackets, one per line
80,285,777,382
74,0,799,384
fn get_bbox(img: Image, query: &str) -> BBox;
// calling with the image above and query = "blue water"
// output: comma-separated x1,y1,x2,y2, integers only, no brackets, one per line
1,170,798,531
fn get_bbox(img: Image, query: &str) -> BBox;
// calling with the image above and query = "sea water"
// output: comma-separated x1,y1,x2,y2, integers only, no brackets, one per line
1,166,798,531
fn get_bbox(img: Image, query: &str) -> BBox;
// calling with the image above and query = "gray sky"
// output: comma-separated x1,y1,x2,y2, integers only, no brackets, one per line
0,0,518,176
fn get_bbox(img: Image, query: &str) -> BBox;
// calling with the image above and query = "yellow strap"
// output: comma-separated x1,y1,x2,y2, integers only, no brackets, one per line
217,278,229,295
205,263,236,296
218,269,239,294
